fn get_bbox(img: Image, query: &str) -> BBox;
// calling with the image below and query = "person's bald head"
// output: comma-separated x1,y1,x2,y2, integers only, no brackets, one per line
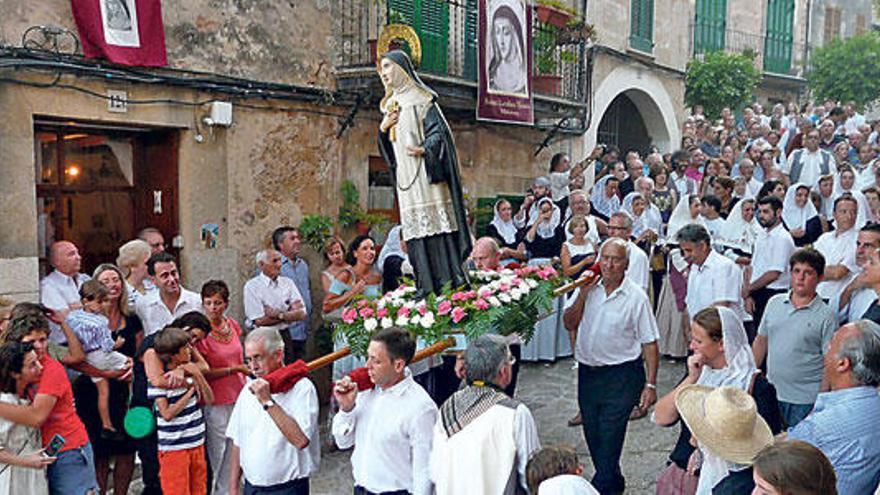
472,237,501,271
50,241,81,276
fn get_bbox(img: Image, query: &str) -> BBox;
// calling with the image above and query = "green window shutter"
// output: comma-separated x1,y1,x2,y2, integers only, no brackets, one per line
387,0,448,74
629,0,654,53
416,0,449,74
694,0,726,53
464,0,478,80
763,0,793,74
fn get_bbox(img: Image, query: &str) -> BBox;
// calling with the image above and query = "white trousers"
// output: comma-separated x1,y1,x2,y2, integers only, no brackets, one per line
204,403,235,495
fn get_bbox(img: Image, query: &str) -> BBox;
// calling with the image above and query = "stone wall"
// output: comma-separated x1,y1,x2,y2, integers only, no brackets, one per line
0,0,336,88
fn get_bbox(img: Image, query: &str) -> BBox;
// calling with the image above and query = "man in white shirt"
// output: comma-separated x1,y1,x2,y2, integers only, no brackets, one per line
837,223,880,323
563,238,659,494
814,195,860,302
40,240,90,342
607,212,649,292
135,252,202,336
677,224,743,321
227,328,319,495
242,249,306,340
738,158,763,199
332,327,438,495
431,334,540,495
786,129,833,187
745,195,796,329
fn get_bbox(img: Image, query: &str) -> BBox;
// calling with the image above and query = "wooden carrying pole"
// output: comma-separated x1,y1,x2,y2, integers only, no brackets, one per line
306,273,596,372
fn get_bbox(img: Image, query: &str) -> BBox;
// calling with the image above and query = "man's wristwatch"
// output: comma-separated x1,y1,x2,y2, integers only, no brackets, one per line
262,399,276,411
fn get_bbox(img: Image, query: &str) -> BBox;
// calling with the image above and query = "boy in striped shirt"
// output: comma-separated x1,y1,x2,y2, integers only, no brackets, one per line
148,327,213,495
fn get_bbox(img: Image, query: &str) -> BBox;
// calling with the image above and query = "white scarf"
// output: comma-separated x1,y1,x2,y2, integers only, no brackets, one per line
666,194,705,242
721,199,760,253
535,198,562,239
590,175,621,219
781,183,818,231
489,200,518,245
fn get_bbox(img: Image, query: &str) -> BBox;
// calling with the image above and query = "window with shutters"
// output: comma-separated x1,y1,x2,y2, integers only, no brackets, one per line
629,0,654,53
763,0,793,74
823,6,841,42
693,0,727,54
388,0,450,74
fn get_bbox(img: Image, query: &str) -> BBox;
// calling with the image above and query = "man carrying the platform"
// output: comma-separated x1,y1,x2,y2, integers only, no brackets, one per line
332,327,438,495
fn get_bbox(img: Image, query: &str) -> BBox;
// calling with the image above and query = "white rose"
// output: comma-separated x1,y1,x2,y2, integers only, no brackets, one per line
420,312,435,328
396,316,410,326
376,298,387,309
404,300,416,309
519,284,531,295
526,279,539,289
381,317,393,329
363,318,378,331
403,286,417,293
510,288,522,301
500,268,514,276
410,315,422,326
489,296,502,307
499,293,512,304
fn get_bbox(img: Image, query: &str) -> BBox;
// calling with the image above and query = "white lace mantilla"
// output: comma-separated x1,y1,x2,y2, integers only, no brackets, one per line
400,201,458,240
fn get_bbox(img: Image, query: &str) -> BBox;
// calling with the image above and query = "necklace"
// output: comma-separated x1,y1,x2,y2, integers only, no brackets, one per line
211,318,234,343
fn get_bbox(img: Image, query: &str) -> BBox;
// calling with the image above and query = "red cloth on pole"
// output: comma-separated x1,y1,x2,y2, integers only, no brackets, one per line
71,0,167,66
348,367,375,391
265,360,310,394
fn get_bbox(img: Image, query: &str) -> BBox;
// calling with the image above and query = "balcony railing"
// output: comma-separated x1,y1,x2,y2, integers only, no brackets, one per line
337,0,587,102
688,23,809,78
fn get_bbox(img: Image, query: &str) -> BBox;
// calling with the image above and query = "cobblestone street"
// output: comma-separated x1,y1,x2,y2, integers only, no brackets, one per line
311,357,684,494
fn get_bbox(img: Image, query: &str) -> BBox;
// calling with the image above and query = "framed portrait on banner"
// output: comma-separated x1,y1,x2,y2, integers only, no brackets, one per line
477,0,534,125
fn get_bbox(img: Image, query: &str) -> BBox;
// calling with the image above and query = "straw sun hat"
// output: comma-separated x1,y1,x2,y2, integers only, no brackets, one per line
675,385,773,465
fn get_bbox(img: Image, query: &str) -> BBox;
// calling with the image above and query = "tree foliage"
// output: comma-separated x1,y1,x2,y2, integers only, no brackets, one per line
808,33,880,108
685,51,762,120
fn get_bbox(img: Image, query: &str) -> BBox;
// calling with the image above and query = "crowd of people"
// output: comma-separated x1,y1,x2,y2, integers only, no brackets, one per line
0,98,879,495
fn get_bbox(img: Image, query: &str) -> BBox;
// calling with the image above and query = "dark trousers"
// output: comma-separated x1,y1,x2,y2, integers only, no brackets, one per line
353,486,409,495
244,477,309,495
578,359,645,495
136,429,163,495
503,344,522,397
280,331,306,364
750,287,786,333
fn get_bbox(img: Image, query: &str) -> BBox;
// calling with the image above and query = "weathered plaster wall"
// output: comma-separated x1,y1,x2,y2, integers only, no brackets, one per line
0,0,335,88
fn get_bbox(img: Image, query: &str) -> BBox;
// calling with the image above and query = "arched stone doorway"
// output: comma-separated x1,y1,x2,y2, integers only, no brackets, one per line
597,92,652,156
587,65,681,155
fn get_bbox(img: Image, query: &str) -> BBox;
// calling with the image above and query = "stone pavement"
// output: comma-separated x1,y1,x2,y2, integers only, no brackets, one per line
311,357,685,494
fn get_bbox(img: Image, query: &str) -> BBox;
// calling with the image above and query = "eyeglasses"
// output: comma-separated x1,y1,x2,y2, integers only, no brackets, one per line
507,354,517,366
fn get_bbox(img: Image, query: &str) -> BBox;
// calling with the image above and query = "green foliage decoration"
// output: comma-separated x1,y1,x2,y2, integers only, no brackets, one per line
685,50,762,120
808,33,880,109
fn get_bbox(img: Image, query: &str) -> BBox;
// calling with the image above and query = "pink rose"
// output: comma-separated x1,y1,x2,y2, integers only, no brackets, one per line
499,283,510,292
451,307,467,324
359,307,374,319
474,298,490,310
341,308,358,324
451,291,467,302
357,299,369,308
437,300,453,316
478,287,493,299
397,306,411,318
377,307,389,319
418,304,427,316
464,290,477,300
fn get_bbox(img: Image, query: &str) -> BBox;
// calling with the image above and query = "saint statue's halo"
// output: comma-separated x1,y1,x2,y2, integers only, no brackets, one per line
376,23,422,69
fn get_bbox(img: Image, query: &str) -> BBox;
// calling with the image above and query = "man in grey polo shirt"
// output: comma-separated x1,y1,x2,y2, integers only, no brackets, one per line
752,248,837,428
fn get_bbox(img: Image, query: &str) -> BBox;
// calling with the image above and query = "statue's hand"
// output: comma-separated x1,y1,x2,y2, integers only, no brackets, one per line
380,110,399,133
406,146,425,157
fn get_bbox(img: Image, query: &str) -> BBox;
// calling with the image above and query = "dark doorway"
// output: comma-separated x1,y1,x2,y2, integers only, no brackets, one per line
597,93,652,157
35,122,179,276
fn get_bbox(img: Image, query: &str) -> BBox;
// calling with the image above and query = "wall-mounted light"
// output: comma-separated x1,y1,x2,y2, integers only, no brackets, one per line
65,164,81,179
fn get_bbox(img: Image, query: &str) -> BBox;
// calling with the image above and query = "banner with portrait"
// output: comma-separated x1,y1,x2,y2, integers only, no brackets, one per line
71,0,168,66
477,0,534,125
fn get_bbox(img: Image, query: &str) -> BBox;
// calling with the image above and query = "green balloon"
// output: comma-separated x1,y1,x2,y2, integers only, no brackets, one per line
124,406,156,439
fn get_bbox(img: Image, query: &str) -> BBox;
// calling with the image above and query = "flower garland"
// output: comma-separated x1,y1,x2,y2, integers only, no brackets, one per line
335,265,563,356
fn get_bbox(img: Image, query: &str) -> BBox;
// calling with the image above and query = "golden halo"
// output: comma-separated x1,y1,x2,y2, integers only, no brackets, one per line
376,23,422,68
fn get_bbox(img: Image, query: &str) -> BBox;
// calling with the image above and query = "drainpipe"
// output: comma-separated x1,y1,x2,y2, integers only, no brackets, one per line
803,0,812,78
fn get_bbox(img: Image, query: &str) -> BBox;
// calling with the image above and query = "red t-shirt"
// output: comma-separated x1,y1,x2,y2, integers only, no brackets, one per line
195,318,247,405
35,356,90,451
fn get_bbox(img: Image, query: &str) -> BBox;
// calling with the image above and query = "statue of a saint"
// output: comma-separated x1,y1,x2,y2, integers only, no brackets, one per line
377,50,472,295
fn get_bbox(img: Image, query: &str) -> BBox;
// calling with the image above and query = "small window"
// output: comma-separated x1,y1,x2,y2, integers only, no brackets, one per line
629,0,654,53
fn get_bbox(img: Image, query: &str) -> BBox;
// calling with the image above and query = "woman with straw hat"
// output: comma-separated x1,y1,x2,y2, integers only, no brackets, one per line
675,385,774,493
652,306,783,494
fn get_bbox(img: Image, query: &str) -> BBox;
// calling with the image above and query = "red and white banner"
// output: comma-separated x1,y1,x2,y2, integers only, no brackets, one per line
71,0,168,66
476,0,534,125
